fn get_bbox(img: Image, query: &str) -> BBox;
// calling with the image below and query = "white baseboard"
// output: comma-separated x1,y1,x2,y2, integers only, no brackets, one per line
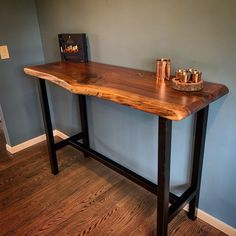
5,130,68,154
5,131,236,235
53,130,69,139
6,133,48,154
184,205,236,236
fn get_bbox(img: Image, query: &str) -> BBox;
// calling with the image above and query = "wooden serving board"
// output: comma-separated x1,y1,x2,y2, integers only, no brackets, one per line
172,78,204,91
24,61,228,121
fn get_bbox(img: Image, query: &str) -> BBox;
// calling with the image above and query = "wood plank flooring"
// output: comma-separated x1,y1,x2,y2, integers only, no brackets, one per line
0,122,227,236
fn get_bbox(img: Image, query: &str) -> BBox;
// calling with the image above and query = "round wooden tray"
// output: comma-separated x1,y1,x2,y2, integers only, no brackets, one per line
172,78,203,92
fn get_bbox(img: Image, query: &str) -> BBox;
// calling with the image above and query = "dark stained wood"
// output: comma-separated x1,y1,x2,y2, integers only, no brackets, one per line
0,123,228,235
24,62,228,121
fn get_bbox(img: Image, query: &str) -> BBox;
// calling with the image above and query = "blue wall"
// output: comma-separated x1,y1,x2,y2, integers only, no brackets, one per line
35,0,236,227
0,0,45,146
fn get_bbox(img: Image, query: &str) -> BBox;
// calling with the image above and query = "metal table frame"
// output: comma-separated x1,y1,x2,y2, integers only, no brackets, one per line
38,79,208,236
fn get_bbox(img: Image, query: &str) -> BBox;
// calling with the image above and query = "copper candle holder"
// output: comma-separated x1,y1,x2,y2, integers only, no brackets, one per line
156,58,171,81
172,68,203,91
192,70,202,83
175,69,183,80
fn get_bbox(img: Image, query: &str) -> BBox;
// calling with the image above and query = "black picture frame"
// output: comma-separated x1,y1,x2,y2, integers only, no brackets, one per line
58,33,88,62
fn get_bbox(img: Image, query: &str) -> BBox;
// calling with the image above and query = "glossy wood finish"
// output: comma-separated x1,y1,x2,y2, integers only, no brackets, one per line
0,124,227,235
24,61,228,121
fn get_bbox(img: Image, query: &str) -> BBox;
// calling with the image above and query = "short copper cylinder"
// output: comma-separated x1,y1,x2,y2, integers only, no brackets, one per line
192,70,202,83
156,58,171,81
181,71,190,83
175,69,184,81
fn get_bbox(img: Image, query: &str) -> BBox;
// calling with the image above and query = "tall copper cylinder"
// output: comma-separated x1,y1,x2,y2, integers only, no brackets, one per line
156,58,171,81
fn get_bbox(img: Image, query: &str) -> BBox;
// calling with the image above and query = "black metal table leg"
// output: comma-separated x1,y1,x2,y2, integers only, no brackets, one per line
38,79,58,175
78,95,90,154
157,117,172,236
188,106,209,220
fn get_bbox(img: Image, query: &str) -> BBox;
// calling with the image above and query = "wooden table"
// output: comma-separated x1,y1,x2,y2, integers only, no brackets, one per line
24,61,228,236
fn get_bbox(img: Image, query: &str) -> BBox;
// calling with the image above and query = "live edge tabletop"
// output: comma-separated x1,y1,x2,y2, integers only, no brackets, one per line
24,61,228,121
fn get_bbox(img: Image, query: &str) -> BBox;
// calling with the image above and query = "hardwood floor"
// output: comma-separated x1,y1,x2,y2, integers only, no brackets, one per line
0,122,227,236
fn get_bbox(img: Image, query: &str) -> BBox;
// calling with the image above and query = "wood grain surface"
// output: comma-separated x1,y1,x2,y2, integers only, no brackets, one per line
0,123,227,235
24,61,228,120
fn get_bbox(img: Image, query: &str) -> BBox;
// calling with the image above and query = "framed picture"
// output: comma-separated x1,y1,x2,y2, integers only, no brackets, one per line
58,33,88,62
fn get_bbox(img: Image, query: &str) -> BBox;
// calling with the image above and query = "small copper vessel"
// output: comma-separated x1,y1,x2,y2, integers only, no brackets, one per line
181,71,189,83
192,70,202,83
175,69,183,80
156,58,171,81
